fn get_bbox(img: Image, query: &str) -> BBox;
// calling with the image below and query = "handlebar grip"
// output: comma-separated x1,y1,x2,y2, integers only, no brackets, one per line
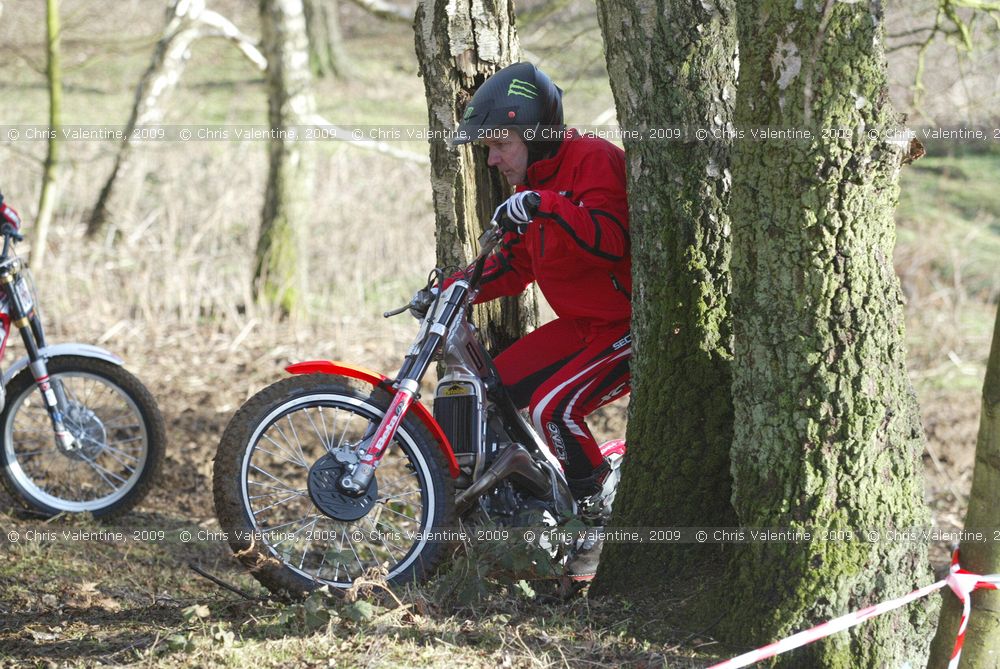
383,304,409,318
0,224,22,241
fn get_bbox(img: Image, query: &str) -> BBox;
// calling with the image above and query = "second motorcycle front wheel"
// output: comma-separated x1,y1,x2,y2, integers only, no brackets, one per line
213,374,455,595
0,355,166,518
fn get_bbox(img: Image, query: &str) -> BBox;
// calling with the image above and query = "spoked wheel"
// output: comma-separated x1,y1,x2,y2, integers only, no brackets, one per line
0,355,166,518
213,374,454,595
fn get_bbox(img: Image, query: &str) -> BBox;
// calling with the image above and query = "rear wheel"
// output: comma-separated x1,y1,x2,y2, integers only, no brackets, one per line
213,374,455,595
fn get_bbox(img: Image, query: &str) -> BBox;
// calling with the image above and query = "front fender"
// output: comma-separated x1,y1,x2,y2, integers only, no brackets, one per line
286,360,460,478
2,343,124,385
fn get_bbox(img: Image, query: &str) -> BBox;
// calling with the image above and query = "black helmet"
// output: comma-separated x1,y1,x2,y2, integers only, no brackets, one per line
454,62,564,161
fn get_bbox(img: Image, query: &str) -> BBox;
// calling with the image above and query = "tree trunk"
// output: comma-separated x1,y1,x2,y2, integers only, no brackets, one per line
33,0,61,267
256,0,316,316
928,302,1000,667
722,1,932,665
303,0,347,79
591,0,737,594
413,0,536,354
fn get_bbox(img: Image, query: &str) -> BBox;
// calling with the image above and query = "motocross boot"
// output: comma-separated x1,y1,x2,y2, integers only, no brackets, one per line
564,459,619,581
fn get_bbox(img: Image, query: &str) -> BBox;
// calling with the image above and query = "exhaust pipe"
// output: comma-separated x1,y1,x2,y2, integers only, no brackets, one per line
455,443,575,517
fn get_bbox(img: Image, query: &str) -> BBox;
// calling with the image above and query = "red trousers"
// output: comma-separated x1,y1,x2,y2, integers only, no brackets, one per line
495,318,631,479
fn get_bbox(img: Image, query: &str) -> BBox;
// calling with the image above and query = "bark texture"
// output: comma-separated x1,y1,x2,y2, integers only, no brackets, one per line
928,302,1000,668
724,1,932,665
413,0,536,353
256,0,316,315
591,0,737,593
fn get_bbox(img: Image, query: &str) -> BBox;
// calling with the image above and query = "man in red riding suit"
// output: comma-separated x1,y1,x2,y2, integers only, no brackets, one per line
453,62,630,580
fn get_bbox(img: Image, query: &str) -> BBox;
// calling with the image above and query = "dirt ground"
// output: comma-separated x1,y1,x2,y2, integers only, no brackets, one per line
0,319,984,667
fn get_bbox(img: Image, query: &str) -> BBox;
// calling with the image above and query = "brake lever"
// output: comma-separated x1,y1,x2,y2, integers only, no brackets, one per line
383,303,409,318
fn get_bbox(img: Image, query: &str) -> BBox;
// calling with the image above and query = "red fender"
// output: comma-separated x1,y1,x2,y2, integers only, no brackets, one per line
285,360,460,478
598,439,627,458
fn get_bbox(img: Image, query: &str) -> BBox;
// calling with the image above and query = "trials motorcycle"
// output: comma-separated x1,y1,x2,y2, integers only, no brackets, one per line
0,194,166,518
213,205,624,594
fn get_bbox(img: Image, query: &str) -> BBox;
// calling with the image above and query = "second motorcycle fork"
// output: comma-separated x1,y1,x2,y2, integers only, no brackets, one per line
1,269,76,450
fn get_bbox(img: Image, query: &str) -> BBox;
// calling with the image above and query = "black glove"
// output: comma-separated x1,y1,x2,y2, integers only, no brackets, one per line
493,191,541,235
409,287,438,319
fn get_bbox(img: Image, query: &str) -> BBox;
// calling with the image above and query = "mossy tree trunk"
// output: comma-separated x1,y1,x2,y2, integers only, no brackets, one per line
928,302,1000,667
722,1,932,665
33,0,61,267
591,0,737,594
413,0,536,353
256,0,316,316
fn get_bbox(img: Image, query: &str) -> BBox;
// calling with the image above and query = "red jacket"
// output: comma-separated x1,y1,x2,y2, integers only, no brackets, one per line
475,129,631,325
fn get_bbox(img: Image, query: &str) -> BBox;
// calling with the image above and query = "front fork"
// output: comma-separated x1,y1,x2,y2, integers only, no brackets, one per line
16,316,76,451
338,379,419,494
339,282,469,494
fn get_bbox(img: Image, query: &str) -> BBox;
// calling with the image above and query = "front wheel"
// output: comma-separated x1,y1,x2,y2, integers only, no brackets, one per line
0,355,166,518
213,374,455,595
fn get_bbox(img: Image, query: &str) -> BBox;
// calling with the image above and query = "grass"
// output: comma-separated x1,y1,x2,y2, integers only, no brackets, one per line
0,509,710,668
896,152,1000,393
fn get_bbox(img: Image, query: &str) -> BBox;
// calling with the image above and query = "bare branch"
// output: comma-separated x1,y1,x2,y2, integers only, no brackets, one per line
343,0,413,23
950,0,1000,10
887,26,936,40
297,113,429,164
198,9,267,70
912,7,944,114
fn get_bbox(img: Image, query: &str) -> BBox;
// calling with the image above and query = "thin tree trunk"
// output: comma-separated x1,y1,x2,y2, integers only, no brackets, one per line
33,0,61,266
591,0,737,596
303,0,347,78
414,0,535,353
928,302,1000,666
255,0,316,316
722,1,932,665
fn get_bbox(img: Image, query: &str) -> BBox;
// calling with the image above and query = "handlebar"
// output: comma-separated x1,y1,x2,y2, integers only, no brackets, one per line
0,192,24,260
384,224,504,319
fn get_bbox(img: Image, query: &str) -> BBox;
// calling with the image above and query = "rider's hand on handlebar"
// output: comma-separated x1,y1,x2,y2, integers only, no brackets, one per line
493,191,541,235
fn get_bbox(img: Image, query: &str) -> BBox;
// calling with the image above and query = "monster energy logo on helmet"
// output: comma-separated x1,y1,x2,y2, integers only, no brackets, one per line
507,79,538,100
453,62,564,151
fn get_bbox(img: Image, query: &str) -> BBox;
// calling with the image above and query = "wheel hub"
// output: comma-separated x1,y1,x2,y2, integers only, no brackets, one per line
307,453,378,521
62,402,107,460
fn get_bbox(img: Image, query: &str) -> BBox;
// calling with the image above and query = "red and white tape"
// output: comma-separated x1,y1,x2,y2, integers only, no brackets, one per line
708,551,999,669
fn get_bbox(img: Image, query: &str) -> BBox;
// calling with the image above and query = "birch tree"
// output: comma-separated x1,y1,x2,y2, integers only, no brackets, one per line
87,0,265,238
255,0,316,315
